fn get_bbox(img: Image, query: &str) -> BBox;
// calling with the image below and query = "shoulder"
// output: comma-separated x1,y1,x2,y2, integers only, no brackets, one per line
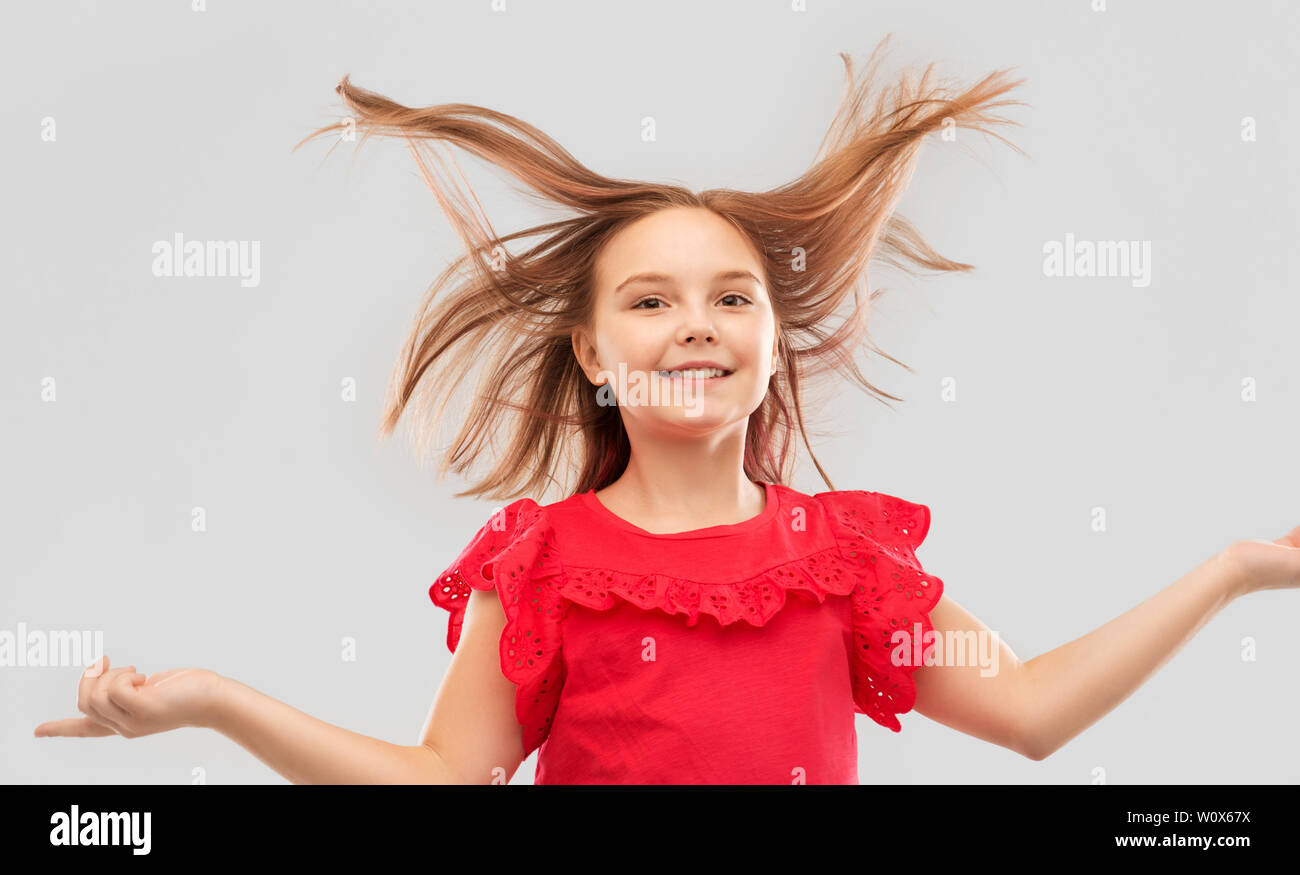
804,487,932,552
429,494,569,757
450,490,582,547
801,487,942,732
430,494,567,652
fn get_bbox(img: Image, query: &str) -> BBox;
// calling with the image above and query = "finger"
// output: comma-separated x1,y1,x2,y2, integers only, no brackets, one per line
76,654,109,712
88,680,135,731
84,697,130,735
82,668,137,733
81,665,133,707
84,654,108,677
34,717,117,738
106,670,144,715
89,667,137,701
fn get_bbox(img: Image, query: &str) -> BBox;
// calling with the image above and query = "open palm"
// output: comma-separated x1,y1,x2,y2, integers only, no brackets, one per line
34,655,222,739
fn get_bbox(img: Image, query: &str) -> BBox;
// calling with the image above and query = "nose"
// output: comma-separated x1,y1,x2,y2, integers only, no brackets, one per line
677,306,717,345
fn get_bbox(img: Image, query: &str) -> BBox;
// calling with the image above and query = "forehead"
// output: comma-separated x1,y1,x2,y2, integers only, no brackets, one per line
594,207,763,287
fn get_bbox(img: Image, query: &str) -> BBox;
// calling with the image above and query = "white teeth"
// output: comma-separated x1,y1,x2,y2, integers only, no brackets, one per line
657,367,729,378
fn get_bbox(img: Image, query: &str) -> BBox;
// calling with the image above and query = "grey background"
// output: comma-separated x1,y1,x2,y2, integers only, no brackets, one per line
4,0,1297,784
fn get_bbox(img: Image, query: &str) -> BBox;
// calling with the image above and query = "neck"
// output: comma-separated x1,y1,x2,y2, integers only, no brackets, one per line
596,422,766,530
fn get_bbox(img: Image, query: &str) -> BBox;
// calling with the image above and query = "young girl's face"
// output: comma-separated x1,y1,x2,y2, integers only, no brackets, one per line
573,206,779,435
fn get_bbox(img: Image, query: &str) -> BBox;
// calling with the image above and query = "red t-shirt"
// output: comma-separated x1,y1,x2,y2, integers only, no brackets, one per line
429,481,944,785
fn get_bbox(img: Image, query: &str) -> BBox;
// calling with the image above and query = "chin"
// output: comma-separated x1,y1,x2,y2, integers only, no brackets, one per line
641,407,748,434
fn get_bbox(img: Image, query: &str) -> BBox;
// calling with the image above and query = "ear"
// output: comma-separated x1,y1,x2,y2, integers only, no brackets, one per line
571,327,605,385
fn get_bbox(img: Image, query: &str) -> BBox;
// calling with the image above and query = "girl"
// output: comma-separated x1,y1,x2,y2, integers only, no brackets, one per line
33,38,1300,784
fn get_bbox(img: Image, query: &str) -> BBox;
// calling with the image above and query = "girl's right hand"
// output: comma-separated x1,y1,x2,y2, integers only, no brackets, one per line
33,654,224,739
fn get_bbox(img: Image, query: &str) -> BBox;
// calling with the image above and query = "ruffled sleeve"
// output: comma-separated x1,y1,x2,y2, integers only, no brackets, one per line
429,498,566,757
817,490,944,732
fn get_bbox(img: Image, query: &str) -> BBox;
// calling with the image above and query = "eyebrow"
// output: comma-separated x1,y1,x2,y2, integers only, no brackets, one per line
615,269,763,295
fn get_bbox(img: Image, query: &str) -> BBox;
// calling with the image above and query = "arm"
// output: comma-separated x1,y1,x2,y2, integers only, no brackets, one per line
37,591,527,785
211,588,527,784
911,545,1251,762
1015,547,1243,761
210,678,451,784
908,593,1034,758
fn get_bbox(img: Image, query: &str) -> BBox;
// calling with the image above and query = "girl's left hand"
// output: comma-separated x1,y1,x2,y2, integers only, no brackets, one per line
1226,525,1300,597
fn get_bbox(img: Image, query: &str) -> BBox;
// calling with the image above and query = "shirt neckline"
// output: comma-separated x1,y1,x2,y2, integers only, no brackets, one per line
580,481,779,540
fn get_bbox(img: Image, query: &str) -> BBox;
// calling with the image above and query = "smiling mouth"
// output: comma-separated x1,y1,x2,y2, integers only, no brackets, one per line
655,368,733,380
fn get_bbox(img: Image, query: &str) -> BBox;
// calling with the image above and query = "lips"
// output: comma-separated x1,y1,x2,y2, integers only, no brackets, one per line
659,360,731,369
655,367,733,380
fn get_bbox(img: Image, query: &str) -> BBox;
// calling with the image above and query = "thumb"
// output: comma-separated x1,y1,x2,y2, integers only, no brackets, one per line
1273,525,1300,549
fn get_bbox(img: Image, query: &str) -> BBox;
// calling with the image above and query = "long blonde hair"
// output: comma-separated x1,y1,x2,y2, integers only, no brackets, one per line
295,35,1027,502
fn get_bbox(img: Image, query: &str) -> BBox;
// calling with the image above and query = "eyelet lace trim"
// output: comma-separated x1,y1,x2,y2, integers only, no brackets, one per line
429,500,566,758
554,547,862,628
817,490,945,732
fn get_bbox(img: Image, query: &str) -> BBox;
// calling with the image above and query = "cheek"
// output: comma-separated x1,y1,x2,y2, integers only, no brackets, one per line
594,328,656,372
738,328,775,362
609,317,672,359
